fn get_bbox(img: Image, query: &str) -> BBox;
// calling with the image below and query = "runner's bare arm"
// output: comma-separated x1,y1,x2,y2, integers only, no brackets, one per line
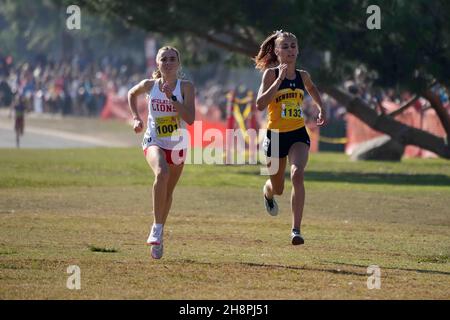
172,81,195,125
301,70,326,125
301,71,324,113
128,79,153,120
256,69,282,111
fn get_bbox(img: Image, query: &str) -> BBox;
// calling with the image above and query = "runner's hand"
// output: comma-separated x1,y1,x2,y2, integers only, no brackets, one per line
317,110,326,126
133,117,144,133
278,64,288,81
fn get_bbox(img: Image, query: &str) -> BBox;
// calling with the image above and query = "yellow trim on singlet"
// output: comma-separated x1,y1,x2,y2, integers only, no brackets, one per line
267,88,305,132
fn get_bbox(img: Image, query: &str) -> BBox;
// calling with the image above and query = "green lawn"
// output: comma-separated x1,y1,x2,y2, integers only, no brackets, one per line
0,149,449,299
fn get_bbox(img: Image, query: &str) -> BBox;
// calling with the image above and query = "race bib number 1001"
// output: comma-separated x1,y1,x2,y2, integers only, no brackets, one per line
281,102,303,119
155,116,180,137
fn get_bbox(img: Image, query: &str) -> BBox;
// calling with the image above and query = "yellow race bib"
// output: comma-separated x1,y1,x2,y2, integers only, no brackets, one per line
155,116,180,137
281,101,303,120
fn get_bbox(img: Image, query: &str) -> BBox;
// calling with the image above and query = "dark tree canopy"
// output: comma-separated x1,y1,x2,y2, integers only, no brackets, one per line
69,0,449,92
0,0,146,62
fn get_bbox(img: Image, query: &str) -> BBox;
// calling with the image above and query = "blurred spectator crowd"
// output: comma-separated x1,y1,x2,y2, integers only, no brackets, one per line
0,53,146,117
1,53,448,122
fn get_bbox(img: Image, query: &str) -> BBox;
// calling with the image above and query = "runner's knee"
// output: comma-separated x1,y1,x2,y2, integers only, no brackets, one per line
154,167,170,184
291,165,304,186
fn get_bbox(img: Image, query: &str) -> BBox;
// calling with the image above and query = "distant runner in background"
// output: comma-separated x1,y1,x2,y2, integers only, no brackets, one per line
9,94,28,148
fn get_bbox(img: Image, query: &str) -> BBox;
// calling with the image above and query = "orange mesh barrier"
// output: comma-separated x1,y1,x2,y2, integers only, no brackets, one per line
346,100,447,158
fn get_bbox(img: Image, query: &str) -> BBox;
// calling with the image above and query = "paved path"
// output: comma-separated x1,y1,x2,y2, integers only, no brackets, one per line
0,122,124,149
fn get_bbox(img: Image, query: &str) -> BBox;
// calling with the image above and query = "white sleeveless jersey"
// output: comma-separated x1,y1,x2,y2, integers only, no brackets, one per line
142,79,188,150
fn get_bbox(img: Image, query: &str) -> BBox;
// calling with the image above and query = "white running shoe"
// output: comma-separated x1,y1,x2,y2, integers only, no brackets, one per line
151,243,164,259
291,229,304,245
146,224,163,246
263,186,278,216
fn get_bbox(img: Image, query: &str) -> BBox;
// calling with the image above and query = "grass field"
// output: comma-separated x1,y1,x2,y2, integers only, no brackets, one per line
0,148,449,299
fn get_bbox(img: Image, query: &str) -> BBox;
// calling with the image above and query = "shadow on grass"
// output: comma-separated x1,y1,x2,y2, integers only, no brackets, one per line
176,259,367,277
88,245,118,253
304,171,450,186
323,261,450,276
238,170,450,186
176,259,450,277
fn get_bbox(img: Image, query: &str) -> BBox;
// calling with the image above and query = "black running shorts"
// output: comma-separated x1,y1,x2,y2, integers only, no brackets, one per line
263,126,310,158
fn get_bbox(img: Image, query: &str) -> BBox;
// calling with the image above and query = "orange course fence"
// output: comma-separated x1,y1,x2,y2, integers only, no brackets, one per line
346,100,448,158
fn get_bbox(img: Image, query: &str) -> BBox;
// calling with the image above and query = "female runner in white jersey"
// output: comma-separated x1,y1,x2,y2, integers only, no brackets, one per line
128,46,195,259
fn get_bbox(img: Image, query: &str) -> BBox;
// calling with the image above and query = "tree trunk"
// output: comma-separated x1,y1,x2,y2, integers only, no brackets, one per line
323,86,450,159
422,89,450,140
